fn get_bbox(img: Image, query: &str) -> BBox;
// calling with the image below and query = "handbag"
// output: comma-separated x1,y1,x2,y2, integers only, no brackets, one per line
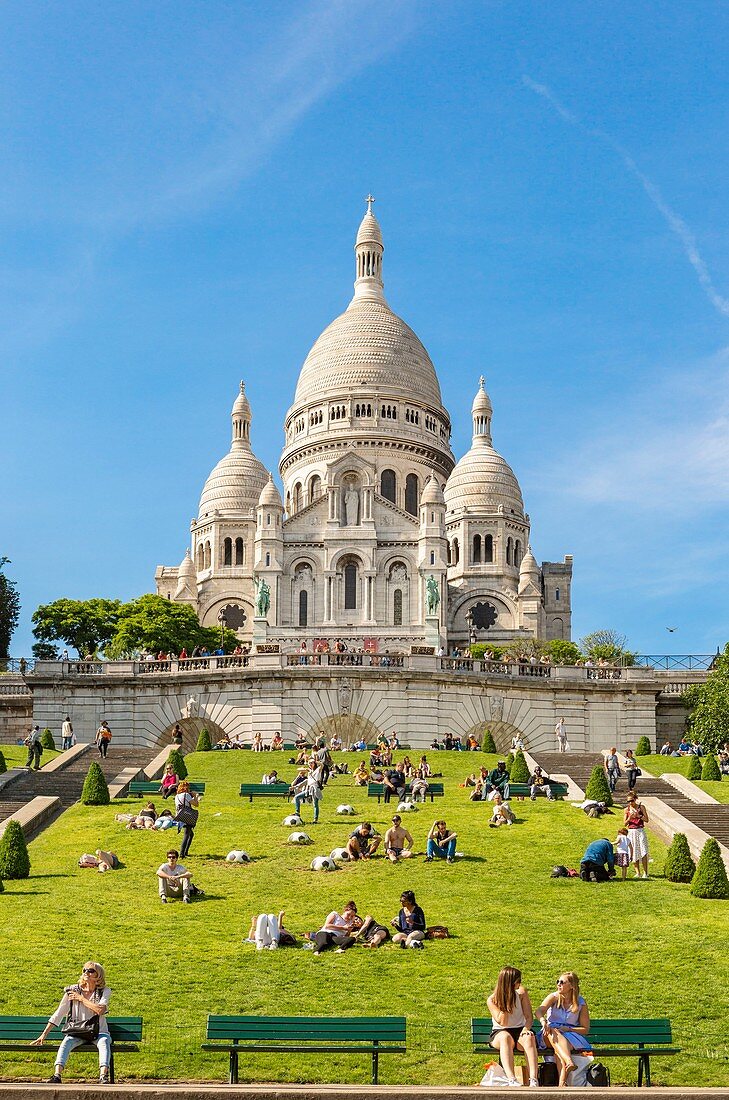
538,1061,559,1087
62,991,100,1042
425,925,450,939
175,802,199,827
586,1061,610,1087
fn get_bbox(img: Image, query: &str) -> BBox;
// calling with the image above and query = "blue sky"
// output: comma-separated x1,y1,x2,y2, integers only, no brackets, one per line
3,0,728,656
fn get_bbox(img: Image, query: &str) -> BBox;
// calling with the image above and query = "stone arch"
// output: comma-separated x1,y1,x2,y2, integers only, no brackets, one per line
451,591,516,631
199,595,253,631
156,716,231,753
462,717,528,755
304,713,381,747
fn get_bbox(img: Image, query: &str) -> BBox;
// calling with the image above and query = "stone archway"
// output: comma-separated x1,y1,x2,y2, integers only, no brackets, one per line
157,716,230,753
463,718,528,755
305,713,381,747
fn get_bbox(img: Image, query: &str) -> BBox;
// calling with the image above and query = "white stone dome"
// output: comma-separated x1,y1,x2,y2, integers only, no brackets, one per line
445,445,524,516
258,473,283,508
198,450,268,517
421,475,444,504
293,298,443,408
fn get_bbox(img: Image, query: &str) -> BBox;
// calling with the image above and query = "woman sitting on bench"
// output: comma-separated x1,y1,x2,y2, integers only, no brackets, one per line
31,961,112,1084
535,971,592,1086
486,965,539,1088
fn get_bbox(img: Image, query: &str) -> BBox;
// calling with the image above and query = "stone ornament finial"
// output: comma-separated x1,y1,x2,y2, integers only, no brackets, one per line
365,193,375,214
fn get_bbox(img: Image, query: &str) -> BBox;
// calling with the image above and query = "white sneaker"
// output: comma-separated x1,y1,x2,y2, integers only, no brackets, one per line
529,1079,539,1088
641,872,648,879
507,1079,522,1087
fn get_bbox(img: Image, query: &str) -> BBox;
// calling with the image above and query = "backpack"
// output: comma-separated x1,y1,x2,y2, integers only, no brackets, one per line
538,1062,559,1087
550,865,569,878
586,1062,610,1087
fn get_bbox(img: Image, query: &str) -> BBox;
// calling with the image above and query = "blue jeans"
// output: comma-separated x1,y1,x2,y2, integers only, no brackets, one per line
427,837,456,859
56,1034,111,1069
294,793,319,822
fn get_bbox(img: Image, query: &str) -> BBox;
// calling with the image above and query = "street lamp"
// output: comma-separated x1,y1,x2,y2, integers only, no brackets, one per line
217,610,227,651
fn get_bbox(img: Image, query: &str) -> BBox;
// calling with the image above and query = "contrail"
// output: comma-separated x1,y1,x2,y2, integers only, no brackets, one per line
522,75,729,319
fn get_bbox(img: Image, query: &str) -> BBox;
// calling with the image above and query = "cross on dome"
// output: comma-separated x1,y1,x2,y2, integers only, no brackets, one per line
365,193,375,214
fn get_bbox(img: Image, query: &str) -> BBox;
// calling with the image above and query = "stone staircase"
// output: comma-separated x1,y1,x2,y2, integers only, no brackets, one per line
0,745,153,835
532,750,729,848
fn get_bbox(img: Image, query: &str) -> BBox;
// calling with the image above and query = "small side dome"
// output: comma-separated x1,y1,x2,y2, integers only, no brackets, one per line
356,211,383,247
174,549,197,598
421,476,444,505
258,473,283,508
178,548,195,577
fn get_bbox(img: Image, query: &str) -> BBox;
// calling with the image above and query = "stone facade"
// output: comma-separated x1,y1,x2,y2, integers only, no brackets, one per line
155,201,572,648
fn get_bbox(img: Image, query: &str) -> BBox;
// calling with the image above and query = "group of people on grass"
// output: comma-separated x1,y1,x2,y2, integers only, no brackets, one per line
579,790,650,880
344,818,458,863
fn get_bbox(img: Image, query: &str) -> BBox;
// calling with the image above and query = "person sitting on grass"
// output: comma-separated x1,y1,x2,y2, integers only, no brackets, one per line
382,761,407,804
391,890,426,948
127,802,157,829
329,733,343,752
486,965,540,1089
353,761,370,786
418,754,432,778
384,814,414,862
467,734,480,751
157,765,178,800
311,900,362,955
486,760,510,800
271,732,284,751
156,849,202,903
346,822,382,861
579,837,616,882
245,911,296,949
470,766,491,801
536,971,592,1087
488,792,516,827
425,819,457,863
529,765,555,801
353,914,391,948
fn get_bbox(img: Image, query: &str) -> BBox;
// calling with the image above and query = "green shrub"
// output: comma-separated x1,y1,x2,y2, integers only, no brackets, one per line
664,833,696,883
81,761,110,805
635,736,652,757
481,728,496,753
509,750,530,784
469,644,504,661
544,639,581,666
701,755,722,782
0,749,6,775
40,728,56,751
0,820,30,879
195,728,212,752
585,765,613,807
690,837,729,899
0,874,4,892
166,748,188,781
686,755,702,780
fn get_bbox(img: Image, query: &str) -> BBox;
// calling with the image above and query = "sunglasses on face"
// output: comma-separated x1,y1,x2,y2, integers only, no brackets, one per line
82,968,97,975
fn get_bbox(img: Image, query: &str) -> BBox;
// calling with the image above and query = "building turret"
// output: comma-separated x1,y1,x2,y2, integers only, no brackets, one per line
352,194,385,303
173,549,197,603
254,474,284,624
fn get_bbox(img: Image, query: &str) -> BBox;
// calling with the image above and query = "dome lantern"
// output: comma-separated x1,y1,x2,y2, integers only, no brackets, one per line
353,194,386,304
231,380,252,448
472,376,493,446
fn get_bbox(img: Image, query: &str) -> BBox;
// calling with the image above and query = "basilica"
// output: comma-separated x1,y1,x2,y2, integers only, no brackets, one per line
155,201,572,649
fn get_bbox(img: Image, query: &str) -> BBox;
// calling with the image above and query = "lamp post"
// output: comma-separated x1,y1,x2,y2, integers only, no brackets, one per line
217,610,227,651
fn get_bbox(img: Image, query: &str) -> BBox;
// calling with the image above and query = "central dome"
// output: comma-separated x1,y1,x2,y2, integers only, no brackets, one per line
293,297,443,408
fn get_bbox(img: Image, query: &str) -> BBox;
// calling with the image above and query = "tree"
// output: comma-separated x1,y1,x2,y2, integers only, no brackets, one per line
0,558,21,659
635,736,652,757
544,639,581,666
690,837,729,899
40,729,56,751
0,820,31,879
509,750,530,783
81,762,110,805
585,765,613,807
684,643,729,753
106,594,236,658
481,728,497,753
195,728,212,752
664,833,695,883
686,755,702,781
32,641,59,660
580,629,636,666
166,748,188,781
701,754,722,782
32,598,121,657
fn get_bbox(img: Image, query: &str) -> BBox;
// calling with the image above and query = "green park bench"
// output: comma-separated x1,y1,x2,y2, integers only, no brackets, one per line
472,1017,678,1087
0,1016,143,1083
126,781,205,797
203,1014,407,1084
505,781,569,800
367,781,444,803
239,782,291,802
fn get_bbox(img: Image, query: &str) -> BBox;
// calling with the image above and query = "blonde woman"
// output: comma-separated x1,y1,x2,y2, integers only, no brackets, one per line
353,761,370,787
174,780,200,859
486,966,539,1087
536,971,591,1086
31,962,111,1083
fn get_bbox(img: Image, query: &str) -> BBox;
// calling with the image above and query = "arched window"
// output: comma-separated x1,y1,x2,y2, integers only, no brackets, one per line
223,537,232,566
381,469,396,503
446,541,451,565
204,541,211,569
405,473,418,516
514,539,522,567
299,589,308,628
235,537,244,565
473,534,481,564
344,562,357,610
453,538,460,565
430,551,435,565
293,483,302,512
286,491,291,515
506,537,513,565
309,474,321,501
484,534,493,562
265,552,270,567
393,588,403,626
552,617,564,639
197,545,204,571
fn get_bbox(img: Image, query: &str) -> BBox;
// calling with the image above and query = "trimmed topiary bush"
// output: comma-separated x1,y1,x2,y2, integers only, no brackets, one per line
0,820,30,879
81,761,110,805
664,833,696,883
701,754,722,782
481,728,496,753
166,748,188,781
40,728,56,751
195,728,212,752
509,750,530,784
690,837,729,899
686,755,702,781
0,749,6,775
635,736,652,757
585,764,613,807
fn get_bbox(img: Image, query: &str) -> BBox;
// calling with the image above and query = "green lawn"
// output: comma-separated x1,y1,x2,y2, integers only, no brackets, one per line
641,754,729,803
0,748,726,1087
1,744,61,770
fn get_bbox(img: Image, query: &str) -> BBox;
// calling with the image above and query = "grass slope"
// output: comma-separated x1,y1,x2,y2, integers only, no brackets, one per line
1,745,61,770
0,749,726,1086
641,755,729,804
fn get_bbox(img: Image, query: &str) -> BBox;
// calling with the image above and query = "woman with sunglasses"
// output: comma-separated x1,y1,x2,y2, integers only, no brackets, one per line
535,972,591,1086
31,962,111,1084
486,965,539,1087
